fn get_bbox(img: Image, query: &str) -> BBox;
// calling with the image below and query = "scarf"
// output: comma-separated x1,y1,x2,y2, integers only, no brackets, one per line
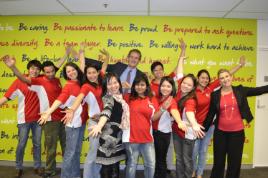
112,94,130,130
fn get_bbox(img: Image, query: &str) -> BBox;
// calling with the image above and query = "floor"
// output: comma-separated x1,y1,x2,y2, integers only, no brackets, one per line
0,166,268,178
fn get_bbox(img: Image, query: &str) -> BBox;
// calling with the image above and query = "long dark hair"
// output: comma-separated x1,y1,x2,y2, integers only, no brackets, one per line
178,73,198,110
102,72,122,97
62,62,84,86
84,63,102,88
130,74,152,100
159,76,177,98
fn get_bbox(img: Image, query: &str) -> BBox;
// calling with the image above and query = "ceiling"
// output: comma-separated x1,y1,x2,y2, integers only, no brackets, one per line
0,0,268,20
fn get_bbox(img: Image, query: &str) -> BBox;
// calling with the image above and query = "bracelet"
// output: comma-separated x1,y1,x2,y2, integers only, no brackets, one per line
160,107,166,113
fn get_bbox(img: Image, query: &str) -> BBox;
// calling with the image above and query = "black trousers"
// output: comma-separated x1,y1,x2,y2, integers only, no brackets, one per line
153,130,171,178
100,162,120,178
210,129,245,178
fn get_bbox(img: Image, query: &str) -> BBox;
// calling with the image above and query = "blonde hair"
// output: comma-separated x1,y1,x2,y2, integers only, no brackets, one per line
217,68,231,78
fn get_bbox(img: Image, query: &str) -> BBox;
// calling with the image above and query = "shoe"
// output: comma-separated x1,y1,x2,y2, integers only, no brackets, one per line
14,169,23,178
42,171,56,178
166,169,172,174
34,168,44,176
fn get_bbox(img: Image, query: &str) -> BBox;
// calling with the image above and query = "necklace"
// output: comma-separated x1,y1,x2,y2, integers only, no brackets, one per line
221,92,235,121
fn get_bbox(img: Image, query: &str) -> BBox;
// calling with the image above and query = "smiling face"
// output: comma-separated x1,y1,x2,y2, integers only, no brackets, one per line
134,80,147,97
86,67,99,83
107,76,120,95
219,71,233,88
43,66,56,80
181,77,195,94
28,66,41,78
127,51,141,68
152,65,164,80
197,72,210,88
160,80,173,97
65,66,78,80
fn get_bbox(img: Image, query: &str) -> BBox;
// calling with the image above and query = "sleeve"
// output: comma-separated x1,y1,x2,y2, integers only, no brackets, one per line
80,84,90,96
168,99,178,112
184,99,196,112
203,92,218,131
241,84,268,97
100,95,114,120
57,85,70,104
4,79,19,100
209,79,221,91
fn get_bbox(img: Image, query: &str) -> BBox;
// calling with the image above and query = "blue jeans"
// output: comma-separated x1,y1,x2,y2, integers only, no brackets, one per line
61,125,85,178
173,133,195,178
16,122,41,170
192,125,215,176
125,142,155,178
83,121,101,178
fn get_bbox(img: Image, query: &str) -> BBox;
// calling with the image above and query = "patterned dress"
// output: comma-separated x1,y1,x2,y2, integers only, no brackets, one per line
95,94,126,165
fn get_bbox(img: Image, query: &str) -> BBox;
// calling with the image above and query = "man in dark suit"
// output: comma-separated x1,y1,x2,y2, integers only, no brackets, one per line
85,49,144,93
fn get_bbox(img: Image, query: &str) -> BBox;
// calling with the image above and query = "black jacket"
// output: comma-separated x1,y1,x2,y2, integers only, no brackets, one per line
85,57,144,79
203,84,268,131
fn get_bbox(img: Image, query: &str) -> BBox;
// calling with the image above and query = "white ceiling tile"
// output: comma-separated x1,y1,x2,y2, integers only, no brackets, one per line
226,12,268,20
59,0,148,13
0,0,70,15
233,0,268,12
151,0,241,11
151,11,226,17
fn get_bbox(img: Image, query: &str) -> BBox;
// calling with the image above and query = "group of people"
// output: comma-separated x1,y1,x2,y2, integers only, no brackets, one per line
1,38,268,178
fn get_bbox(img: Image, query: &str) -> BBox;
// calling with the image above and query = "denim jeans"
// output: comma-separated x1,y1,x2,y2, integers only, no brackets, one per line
83,120,101,178
125,142,155,178
61,125,85,178
16,122,42,169
173,133,195,178
192,125,215,176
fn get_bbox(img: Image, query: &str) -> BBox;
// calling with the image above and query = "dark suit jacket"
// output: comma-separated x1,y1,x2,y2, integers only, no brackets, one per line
203,84,268,131
85,57,144,79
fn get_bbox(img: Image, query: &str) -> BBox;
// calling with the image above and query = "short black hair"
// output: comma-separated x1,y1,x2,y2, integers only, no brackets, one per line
197,69,211,83
27,60,42,70
42,61,56,72
151,61,164,72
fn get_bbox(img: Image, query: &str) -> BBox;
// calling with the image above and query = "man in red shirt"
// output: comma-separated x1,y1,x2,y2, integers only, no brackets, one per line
0,59,43,178
3,55,67,178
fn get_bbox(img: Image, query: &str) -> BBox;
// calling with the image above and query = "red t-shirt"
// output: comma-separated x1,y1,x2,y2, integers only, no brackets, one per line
30,75,63,121
152,97,178,133
173,91,197,139
57,80,88,127
4,78,40,124
80,83,103,118
123,95,157,143
195,79,220,124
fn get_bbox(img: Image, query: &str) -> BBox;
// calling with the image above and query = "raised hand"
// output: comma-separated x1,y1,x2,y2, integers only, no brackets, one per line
2,55,16,68
178,38,186,51
239,55,246,67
